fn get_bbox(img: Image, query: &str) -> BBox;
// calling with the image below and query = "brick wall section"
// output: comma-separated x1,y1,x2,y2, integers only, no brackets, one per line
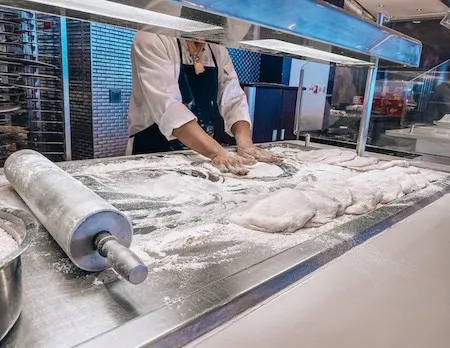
67,20,93,160
90,24,135,158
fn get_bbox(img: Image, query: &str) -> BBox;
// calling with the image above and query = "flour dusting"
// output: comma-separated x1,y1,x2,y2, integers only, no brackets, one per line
54,146,449,274
0,226,18,260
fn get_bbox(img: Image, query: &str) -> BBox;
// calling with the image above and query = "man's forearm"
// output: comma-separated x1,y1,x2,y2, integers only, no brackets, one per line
172,120,224,159
231,121,253,148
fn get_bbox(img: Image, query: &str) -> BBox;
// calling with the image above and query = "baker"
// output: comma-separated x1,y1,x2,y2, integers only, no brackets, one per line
126,3,280,175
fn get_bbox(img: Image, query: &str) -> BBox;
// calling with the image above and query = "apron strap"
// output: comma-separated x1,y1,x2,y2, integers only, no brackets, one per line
208,45,218,69
177,38,219,70
176,38,183,64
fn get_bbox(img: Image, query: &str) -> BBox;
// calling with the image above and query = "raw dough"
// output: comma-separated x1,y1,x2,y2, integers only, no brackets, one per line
384,167,419,194
245,163,284,178
322,151,357,165
296,182,352,216
348,171,402,204
295,187,341,227
357,160,409,172
230,188,316,233
345,183,383,215
338,156,379,170
411,173,428,190
296,149,342,163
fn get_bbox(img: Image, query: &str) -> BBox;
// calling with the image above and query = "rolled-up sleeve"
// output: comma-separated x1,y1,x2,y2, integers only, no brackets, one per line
215,46,251,135
132,32,196,140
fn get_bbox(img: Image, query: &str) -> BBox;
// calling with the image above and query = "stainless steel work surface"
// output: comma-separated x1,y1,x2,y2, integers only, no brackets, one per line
189,193,450,348
1,142,449,348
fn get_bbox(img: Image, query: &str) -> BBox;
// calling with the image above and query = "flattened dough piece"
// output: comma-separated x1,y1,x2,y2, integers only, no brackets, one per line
357,160,409,172
296,188,341,227
231,189,316,233
345,183,383,215
322,151,357,165
296,149,342,163
339,156,379,170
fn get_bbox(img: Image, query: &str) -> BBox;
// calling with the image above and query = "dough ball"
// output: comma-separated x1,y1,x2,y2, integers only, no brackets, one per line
348,172,402,204
230,188,316,233
384,167,419,194
345,183,383,215
411,173,428,190
295,186,341,227
296,182,352,216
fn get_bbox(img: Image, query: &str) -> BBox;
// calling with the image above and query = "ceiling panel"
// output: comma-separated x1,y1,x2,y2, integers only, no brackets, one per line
358,0,449,20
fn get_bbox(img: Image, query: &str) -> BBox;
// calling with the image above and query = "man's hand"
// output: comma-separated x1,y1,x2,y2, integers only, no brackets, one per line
231,121,282,163
211,152,255,176
237,145,283,163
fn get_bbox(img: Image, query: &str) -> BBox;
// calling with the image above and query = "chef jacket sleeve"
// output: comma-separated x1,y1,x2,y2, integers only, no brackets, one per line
215,45,252,136
132,32,197,140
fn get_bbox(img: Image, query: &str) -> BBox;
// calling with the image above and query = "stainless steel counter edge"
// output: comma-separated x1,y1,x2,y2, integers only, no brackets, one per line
75,179,450,348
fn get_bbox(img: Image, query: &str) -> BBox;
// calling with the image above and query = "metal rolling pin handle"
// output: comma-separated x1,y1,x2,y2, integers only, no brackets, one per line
94,232,148,285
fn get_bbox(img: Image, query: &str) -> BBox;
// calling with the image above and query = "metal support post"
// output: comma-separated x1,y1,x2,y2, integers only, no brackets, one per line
356,13,385,156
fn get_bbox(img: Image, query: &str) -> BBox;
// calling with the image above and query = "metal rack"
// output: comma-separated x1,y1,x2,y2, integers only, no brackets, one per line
0,7,66,166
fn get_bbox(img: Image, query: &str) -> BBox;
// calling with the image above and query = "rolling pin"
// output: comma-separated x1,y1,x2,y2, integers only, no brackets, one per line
4,150,148,285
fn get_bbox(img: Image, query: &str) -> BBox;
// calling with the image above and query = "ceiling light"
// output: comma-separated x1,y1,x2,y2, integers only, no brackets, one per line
416,8,423,12
378,4,385,8
23,0,222,32
412,20,422,24
240,39,373,66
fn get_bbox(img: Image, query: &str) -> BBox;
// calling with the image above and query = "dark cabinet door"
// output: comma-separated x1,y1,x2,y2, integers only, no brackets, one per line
252,88,282,143
280,89,297,140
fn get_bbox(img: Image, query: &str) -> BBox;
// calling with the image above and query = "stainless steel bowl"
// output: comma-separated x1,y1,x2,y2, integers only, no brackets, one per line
0,205,37,342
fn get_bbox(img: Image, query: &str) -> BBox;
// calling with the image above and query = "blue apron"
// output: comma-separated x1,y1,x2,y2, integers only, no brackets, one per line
132,39,228,154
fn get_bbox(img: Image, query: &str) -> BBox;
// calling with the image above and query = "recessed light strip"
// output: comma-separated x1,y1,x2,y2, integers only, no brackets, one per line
24,0,222,32
240,39,373,66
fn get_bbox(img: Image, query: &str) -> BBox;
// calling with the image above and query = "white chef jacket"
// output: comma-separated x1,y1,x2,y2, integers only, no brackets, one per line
126,31,251,155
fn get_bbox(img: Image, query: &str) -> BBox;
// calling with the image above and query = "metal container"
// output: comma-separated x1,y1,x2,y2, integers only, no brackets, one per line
0,205,37,342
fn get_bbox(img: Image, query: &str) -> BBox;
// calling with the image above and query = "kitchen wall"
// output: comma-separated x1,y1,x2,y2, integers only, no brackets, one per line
90,24,134,159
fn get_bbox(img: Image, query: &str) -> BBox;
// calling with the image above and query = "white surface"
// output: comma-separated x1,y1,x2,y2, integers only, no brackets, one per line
289,58,330,131
190,193,450,348
436,114,450,129
386,127,450,157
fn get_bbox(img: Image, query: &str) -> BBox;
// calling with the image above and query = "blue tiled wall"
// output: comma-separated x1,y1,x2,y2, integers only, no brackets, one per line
228,48,261,83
